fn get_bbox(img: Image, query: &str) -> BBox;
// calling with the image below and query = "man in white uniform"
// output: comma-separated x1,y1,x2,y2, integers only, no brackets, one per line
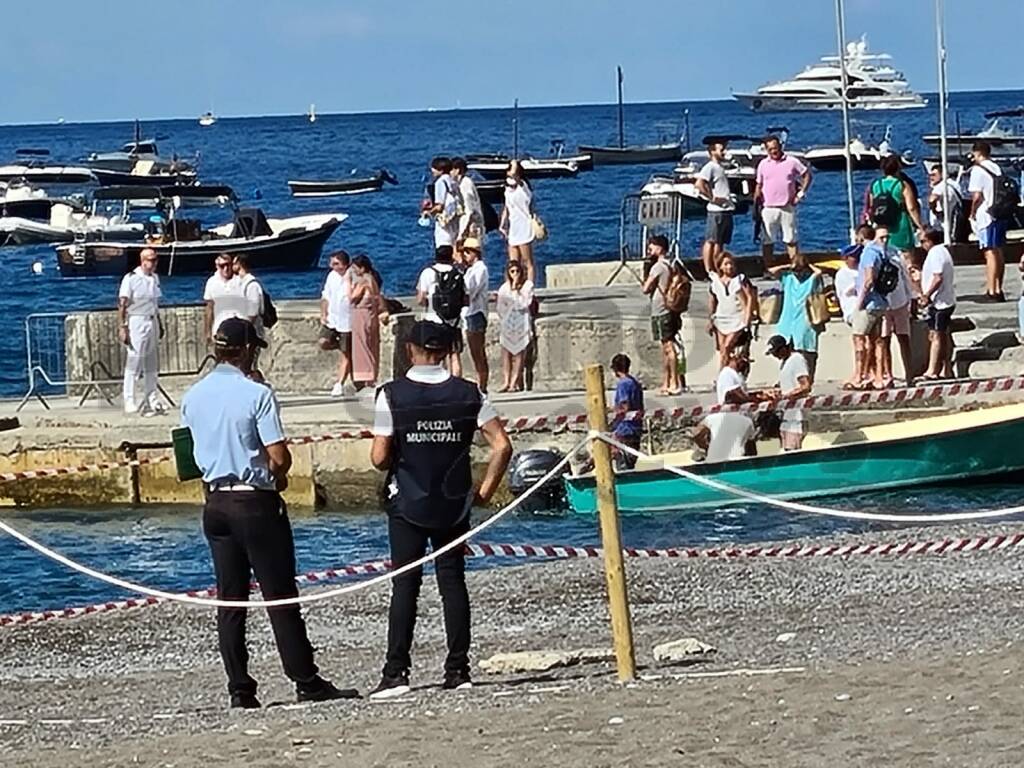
118,248,163,416
203,253,243,341
766,334,811,451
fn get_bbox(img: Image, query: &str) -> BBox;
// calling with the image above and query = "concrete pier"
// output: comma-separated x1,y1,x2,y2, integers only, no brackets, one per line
3,259,1023,509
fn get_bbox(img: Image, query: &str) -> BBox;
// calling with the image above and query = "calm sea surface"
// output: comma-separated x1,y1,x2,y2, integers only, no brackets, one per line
2,94,1023,614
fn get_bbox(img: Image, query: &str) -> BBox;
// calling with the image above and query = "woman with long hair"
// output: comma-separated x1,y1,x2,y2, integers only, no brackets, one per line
349,254,382,389
499,159,537,284
496,261,534,392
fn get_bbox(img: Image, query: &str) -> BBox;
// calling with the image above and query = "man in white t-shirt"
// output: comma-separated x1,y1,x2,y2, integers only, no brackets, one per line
967,141,1007,302
232,253,265,338
451,157,484,246
417,245,464,376
918,229,956,379
695,139,735,275
927,165,965,239
459,238,490,392
318,250,353,397
427,156,461,249
694,412,756,463
203,253,243,341
118,248,163,416
766,335,811,451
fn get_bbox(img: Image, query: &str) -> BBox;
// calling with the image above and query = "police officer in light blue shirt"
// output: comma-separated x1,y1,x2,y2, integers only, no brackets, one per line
181,317,358,709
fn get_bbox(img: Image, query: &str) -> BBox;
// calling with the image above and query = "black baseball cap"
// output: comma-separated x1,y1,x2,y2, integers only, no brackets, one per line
765,334,790,356
407,320,452,351
215,318,267,349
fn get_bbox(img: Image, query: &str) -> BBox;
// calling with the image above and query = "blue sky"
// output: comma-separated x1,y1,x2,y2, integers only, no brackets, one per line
4,0,1021,123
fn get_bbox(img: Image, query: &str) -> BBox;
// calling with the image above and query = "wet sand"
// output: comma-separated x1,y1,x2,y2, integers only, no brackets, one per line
2,522,1023,767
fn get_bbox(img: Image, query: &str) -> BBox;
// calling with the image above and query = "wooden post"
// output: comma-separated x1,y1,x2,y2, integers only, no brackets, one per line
584,363,637,682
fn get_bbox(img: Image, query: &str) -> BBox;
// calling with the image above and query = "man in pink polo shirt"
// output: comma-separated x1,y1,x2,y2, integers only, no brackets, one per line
755,135,812,267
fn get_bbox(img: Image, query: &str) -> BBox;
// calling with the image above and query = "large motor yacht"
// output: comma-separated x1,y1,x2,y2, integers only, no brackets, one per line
733,37,926,112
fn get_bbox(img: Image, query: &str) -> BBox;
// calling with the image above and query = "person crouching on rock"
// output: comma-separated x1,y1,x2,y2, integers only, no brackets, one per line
369,320,512,699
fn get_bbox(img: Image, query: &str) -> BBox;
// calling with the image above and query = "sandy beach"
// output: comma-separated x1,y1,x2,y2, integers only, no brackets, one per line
2,521,1024,767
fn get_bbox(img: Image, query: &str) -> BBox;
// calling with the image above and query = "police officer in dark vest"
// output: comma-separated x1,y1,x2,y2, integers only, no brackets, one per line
181,318,359,709
368,320,512,698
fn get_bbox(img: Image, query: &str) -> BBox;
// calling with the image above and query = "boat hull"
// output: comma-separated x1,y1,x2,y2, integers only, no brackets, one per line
91,169,198,187
55,219,342,277
578,145,680,166
733,93,927,113
564,407,1024,515
805,152,905,172
288,178,385,197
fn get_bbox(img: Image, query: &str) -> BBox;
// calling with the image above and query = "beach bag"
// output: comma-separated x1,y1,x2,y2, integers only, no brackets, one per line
431,266,466,322
758,288,783,325
531,214,548,242
663,264,692,314
869,178,903,228
805,292,830,326
977,165,1021,221
874,253,900,296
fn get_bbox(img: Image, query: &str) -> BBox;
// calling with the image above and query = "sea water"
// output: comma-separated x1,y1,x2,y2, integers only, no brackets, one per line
0,91,1021,396
3,480,1022,615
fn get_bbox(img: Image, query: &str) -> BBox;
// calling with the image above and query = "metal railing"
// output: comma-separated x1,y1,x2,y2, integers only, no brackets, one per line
608,192,688,286
18,308,216,412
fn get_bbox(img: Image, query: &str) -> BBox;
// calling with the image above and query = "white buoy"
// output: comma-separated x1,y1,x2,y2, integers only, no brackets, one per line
31,262,43,274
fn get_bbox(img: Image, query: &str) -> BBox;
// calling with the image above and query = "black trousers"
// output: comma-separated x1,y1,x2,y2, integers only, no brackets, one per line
203,490,318,695
385,514,471,678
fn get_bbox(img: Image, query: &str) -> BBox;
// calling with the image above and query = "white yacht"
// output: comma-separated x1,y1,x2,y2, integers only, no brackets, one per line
733,37,926,112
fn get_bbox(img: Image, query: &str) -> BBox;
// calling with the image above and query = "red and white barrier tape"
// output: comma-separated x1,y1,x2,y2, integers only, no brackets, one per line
0,455,172,485
4,532,1021,627
287,376,1024,437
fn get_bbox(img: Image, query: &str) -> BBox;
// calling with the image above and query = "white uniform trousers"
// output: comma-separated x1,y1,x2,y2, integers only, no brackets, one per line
123,316,159,410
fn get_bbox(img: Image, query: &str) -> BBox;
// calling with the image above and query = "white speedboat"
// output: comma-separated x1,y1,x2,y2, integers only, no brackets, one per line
641,162,755,219
0,204,145,246
466,157,579,180
804,128,915,171
733,37,926,112
923,108,1024,154
199,111,217,127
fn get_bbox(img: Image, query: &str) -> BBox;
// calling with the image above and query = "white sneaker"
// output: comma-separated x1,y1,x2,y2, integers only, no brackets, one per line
124,403,138,416
330,381,344,398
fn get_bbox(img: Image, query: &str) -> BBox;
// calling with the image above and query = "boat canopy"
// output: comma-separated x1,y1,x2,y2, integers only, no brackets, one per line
91,184,236,202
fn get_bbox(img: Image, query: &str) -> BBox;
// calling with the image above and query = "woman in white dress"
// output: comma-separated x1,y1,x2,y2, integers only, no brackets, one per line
707,252,755,370
496,261,534,392
499,159,537,284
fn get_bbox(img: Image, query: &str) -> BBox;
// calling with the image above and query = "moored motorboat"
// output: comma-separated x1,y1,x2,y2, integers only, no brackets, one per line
804,135,915,172
923,108,1024,152
55,185,345,277
288,169,398,197
467,157,579,180
564,403,1024,515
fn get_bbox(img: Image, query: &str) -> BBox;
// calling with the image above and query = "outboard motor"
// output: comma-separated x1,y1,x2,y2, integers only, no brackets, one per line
507,449,567,513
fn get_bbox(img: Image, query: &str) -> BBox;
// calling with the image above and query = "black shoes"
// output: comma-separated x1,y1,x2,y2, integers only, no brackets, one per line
441,669,473,691
368,671,412,700
979,292,1007,303
230,692,262,709
296,676,361,703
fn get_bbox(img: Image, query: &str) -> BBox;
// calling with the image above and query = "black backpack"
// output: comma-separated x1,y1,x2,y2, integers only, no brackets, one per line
977,164,1021,221
874,252,901,296
431,267,466,322
244,277,278,329
869,179,903,228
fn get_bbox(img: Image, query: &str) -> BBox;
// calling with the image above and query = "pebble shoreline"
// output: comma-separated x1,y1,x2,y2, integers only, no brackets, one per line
2,521,1023,765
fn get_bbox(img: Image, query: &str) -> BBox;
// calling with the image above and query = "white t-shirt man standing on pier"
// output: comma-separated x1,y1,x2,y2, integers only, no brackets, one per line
118,248,163,416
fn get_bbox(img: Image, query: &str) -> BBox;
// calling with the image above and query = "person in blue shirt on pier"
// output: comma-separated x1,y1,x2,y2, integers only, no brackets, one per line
610,353,644,469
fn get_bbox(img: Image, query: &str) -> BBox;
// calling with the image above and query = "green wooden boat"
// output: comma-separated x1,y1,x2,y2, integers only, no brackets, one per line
564,403,1024,515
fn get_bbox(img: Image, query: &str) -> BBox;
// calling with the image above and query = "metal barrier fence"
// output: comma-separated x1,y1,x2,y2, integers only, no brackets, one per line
18,307,215,412
609,192,689,286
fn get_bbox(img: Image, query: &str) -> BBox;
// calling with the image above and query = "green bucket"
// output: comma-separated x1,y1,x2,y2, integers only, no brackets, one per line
171,426,203,482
